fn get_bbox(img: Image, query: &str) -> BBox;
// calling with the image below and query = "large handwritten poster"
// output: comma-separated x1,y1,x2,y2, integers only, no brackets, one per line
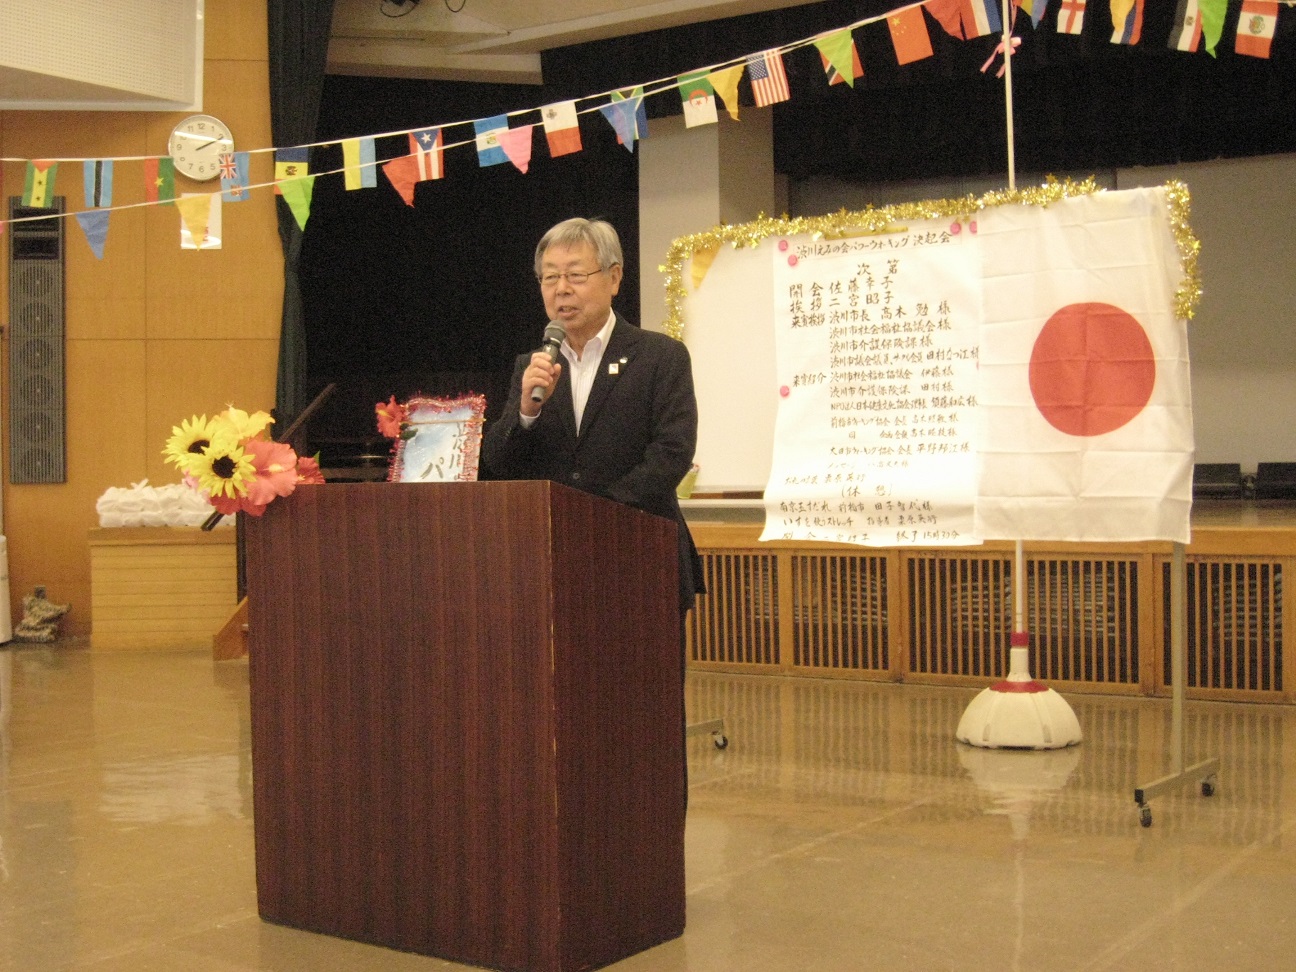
671,182,1200,546
759,219,981,546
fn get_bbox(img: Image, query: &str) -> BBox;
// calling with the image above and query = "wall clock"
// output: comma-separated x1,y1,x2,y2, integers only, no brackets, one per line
168,114,234,182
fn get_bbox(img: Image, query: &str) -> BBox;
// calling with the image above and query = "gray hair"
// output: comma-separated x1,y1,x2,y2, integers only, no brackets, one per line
534,217,623,278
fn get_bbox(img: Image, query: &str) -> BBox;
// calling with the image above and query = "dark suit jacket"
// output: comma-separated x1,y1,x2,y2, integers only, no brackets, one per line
481,314,704,613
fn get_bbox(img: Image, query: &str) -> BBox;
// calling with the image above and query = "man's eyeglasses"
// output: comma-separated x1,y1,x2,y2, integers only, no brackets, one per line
538,267,606,288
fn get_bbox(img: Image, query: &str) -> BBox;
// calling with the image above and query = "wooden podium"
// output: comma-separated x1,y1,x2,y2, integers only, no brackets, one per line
243,481,686,972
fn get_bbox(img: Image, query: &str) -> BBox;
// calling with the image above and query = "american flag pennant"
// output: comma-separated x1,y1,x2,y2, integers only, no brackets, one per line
746,50,790,107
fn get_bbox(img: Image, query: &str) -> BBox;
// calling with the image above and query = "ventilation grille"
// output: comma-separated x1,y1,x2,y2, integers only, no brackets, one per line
9,198,66,484
1166,559,1283,693
1028,558,1140,685
908,554,1012,678
690,550,779,667
791,553,888,672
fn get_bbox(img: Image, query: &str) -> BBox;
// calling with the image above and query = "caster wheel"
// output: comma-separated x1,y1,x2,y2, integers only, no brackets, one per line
1202,779,1216,797
713,734,729,750
1139,806,1152,828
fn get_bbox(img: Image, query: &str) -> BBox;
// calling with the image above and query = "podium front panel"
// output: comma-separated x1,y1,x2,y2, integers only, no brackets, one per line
244,481,684,972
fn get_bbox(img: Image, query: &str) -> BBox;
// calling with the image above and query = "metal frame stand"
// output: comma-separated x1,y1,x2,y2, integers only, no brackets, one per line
686,717,728,750
1133,542,1220,826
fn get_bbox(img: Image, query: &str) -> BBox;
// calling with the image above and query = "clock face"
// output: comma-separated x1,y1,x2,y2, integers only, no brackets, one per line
168,114,233,182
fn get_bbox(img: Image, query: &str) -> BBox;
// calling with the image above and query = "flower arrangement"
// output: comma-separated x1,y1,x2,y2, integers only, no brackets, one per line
163,405,325,516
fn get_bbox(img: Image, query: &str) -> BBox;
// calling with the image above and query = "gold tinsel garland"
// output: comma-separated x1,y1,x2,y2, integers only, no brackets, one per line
659,177,1201,340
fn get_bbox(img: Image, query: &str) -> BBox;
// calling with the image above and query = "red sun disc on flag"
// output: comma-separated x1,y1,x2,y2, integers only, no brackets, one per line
1029,302,1156,437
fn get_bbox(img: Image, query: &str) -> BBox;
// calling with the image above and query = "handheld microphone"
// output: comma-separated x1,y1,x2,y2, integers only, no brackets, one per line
530,321,566,404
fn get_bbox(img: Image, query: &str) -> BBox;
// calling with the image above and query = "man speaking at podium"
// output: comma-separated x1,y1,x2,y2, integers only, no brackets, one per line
481,217,704,620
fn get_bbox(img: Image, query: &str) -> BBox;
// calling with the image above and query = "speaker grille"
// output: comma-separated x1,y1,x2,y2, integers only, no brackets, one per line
8,198,66,484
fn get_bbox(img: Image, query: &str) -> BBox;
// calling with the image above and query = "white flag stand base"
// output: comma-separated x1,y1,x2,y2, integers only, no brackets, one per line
956,638,1083,750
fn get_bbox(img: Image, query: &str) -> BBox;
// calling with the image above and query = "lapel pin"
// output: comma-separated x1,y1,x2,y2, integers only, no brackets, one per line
608,362,620,375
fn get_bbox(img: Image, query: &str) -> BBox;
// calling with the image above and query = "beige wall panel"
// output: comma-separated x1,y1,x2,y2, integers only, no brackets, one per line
0,0,275,639
66,208,149,340
200,59,275,162
144,337,279,485
5,340,150,637
207,0,270,62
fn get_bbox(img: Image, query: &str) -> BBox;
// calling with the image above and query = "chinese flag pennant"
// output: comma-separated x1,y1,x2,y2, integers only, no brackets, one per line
220,151,250,202
1169,0,1203,51
496,125,534,174
409,128,445,180
143,157,175,204
1110,0,1145,45
814,30,861,87
1235,0,1279,58
1056,0,1086,33
83,159,113,208
746,50,790,107
341,137,377,190
975,187,1193,544
23,160,58,208
541,102,582,158
274,147,309,196
888,7,934,64
709,65,744,121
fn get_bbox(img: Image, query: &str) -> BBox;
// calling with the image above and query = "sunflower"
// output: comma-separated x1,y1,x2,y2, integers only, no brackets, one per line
191,436,257,500
163,415,219,475
215,405,274,441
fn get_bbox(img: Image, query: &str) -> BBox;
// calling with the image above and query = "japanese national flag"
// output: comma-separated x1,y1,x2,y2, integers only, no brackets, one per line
975,186,1193,543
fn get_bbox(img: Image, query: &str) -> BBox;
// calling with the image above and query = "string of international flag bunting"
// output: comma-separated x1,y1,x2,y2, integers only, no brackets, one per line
0,0,1288,256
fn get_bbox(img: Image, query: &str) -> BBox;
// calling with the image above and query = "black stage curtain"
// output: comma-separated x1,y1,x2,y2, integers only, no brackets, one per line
267,0,337,441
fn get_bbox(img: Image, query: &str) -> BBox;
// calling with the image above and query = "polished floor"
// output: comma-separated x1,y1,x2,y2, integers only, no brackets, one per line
2,645,1295,971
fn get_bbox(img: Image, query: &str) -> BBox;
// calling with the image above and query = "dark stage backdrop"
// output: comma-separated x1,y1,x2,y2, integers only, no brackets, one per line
303,0,1296,467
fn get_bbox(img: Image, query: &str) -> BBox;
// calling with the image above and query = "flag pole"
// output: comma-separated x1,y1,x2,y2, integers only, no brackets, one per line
954,1,1081,750
1003,0,1016,192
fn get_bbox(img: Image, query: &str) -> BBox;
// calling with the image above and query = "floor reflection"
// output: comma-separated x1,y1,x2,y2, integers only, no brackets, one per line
2,647,1295,971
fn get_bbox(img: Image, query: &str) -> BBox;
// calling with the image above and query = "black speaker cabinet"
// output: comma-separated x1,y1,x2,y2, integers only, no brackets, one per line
8,197,65,484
